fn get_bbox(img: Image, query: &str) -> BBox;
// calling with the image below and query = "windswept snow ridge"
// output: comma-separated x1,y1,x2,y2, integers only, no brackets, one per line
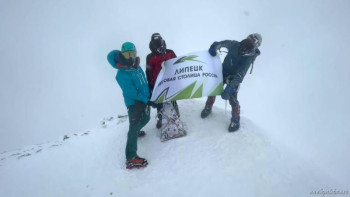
0,100,336,197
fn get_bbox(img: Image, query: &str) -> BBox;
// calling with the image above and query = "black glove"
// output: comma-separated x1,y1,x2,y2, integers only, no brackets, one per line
127,57,140,69
120,53,139,69
147,101,157,108
208,42,220,56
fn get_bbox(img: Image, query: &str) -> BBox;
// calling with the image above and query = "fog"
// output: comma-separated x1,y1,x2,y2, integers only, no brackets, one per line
1,0,349,184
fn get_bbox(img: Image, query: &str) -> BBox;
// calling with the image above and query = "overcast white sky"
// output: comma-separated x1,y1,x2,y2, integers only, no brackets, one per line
1,0,350,181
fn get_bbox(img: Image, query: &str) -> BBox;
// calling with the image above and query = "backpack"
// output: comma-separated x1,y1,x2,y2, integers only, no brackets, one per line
159,102,186,142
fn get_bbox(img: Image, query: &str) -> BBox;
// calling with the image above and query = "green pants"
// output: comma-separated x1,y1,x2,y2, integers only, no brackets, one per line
125,102,150,160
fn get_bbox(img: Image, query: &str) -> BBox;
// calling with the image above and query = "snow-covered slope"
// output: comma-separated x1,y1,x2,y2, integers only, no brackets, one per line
0,100,339,197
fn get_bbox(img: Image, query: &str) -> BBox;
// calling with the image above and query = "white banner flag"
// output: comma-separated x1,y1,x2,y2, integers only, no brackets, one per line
151,51,223,103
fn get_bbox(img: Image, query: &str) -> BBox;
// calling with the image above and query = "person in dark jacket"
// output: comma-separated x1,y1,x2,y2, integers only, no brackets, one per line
107,42,150,169
146,33,179,128
201,33,262,132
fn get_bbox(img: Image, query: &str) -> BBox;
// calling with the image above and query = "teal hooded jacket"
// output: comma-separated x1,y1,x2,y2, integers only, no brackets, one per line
107,50,150,107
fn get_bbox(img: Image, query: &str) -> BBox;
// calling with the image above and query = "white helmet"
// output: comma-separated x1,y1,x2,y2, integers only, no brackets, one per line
247,33,262,47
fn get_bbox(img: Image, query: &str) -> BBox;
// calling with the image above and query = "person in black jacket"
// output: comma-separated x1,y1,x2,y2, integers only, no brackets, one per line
201,33,262,132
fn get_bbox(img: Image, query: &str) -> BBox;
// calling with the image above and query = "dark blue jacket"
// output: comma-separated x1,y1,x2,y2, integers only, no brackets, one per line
215,40,260,87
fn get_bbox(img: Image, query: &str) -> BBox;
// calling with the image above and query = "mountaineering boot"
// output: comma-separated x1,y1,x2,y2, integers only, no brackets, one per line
201,106,212,118
156,119,162,129
138,130,146,137
228,117,240,132
201,96,216,118
126,156,148,169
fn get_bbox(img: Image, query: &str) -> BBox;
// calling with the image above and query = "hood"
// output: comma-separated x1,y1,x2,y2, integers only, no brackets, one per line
107,50,137,71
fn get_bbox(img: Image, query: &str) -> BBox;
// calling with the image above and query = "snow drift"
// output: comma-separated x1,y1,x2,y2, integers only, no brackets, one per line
0,100,338,197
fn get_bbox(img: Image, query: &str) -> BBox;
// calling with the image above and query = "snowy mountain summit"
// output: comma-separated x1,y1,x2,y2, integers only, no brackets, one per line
0,100,336,197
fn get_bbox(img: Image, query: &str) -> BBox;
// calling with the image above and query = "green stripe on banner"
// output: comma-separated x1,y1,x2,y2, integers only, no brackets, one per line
191,83,203,98
208,82,224,96
156,91,167,103
171,81,197,101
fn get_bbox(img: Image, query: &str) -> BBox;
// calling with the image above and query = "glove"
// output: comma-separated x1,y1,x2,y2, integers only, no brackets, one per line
147,101,157,108
221,85,236,100
208,42,219,56
121,55,139,69
128,57,140,69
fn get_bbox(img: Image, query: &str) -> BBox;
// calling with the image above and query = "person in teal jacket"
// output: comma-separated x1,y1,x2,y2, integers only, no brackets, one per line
107,42,150,169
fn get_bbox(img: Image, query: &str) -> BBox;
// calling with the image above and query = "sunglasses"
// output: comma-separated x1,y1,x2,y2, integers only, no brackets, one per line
122,51,136,59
